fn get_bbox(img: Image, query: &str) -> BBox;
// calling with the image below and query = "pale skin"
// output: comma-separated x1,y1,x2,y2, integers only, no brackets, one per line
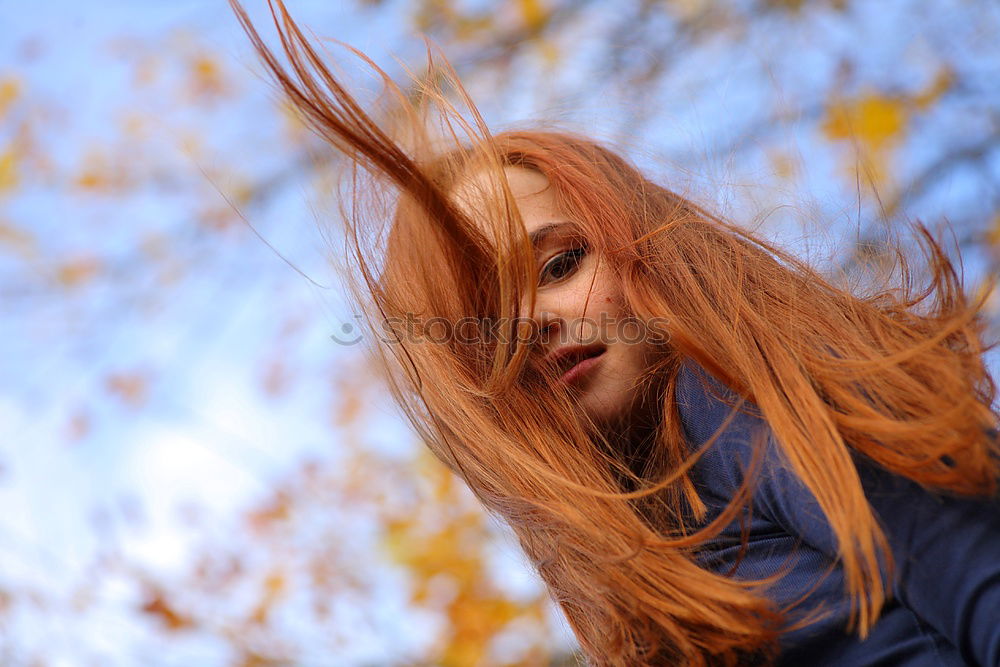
457,166,660,436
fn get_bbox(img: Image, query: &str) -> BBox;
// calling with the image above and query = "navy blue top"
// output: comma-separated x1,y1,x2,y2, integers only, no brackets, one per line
674,359,1000,666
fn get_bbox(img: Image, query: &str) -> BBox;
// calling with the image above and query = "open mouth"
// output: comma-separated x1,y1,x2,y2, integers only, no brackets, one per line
550,346,606,386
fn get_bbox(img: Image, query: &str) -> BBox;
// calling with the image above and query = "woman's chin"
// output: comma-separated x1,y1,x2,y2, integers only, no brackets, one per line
575,392,623,430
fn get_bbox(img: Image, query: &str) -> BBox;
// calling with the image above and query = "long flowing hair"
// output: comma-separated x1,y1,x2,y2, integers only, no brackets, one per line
231,2,1000,664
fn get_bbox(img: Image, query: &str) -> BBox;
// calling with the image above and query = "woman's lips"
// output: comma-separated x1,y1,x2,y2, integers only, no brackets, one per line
559,350,605,386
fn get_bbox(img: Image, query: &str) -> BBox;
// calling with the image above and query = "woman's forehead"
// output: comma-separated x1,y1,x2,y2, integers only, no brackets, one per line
451,166,564,236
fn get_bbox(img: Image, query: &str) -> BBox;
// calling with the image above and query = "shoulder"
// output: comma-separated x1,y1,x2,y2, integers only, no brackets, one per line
673,358,772,476
673,357,837,550
674,359,1000,666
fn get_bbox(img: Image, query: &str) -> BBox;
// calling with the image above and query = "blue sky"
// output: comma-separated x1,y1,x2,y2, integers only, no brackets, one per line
1,0,998,664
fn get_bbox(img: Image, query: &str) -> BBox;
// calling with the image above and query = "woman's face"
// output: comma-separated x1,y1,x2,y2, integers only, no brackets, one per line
467,167,659,431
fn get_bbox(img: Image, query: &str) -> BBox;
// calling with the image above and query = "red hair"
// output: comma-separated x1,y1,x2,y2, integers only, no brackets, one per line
232,2,1000,664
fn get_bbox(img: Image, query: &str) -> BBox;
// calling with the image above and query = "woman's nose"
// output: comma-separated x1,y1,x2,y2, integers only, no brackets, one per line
534,309,562,347
520,291,562,345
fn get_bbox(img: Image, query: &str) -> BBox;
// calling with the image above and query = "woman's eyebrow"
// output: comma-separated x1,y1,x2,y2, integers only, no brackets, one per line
528,221,574,251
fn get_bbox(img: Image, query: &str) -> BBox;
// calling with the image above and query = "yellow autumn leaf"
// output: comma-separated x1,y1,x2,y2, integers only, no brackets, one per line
262,359,289,398
973,275,1000,315
56,256,103,287
247,491,292,533
0,220,36,258
519,0,546,31
66,410,91,442
0,77,19,120
140,591,194,631
105,372,149,408
822,93,909,189
984,214,1000,248
378,448,554,663
454,13,492,40
134,55,159,86
249,569,288,624
190,55,226,97
769,150,798,181
442,590,534,666
822,94,907,150
179,132,201,157
75,150,121,191
264,571,286,596
668,0,710,19
235,650,274,667
278,98,310,144
121,113,145,138
197,205,241,232
768,0,806,11
983,214,1000,248
0,148,18,191
75,171,107,190
539,39,559,66
914,67,955,110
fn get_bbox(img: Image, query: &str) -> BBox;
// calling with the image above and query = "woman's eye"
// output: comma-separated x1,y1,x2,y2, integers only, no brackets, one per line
539,246,587,285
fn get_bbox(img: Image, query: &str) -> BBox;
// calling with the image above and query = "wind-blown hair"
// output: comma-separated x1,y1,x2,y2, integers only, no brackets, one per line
232,2,1000,664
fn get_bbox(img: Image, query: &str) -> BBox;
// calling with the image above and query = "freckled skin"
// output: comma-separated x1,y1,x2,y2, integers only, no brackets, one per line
501,168,660,434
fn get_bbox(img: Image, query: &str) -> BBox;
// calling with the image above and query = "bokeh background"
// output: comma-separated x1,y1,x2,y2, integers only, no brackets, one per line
2,0,999,665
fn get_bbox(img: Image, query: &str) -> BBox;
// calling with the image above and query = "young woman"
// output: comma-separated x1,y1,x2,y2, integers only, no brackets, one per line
232,2,1000,664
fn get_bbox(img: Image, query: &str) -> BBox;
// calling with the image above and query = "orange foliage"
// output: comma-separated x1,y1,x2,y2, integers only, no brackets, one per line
74,149,131,192
55,255,103,287
0,148,18,191
190,55,229,99
823,94,907,150
104,371,150,409
384,455,551,666
0,77,20,119
198,204,243,232
261,359,290,398
822,92,906,187
247,490,292,533
518,0,547,31
0,219,37,259
821,71,953,189
249,570,287,625
141,591,195,631
66,410,91,442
